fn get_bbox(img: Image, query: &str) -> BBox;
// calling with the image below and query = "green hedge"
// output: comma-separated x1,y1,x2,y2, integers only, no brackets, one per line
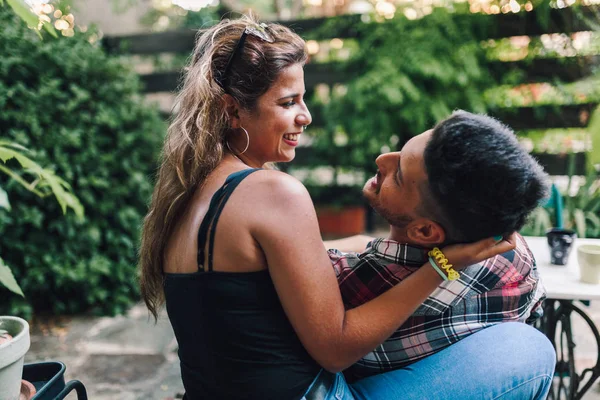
0,8,164,317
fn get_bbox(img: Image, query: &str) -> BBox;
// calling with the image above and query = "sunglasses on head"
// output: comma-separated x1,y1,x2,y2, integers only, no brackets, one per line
214,23,275,90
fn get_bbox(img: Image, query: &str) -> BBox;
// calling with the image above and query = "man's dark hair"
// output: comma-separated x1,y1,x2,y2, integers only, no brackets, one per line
421,110,549,243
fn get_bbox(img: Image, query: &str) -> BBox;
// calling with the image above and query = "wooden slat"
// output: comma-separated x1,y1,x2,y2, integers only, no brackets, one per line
103,6,598,55
480,6,597,39
532,152,587,175
140,71,182,93
140,56,598,93
491,103,597,129
102,14,364,55
488,56,600,83
304,56,598,86
279,14,364,38
139,62,355,93
103,29,199,55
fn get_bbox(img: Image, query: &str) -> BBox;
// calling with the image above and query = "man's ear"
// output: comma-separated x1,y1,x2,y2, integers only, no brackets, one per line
222,94,241,128
406,219,445,246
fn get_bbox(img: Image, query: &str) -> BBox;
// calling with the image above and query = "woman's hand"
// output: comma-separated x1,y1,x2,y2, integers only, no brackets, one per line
441,232,517,271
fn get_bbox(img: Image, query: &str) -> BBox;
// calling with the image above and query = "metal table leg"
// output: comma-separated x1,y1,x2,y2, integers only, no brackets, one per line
539,299,600,400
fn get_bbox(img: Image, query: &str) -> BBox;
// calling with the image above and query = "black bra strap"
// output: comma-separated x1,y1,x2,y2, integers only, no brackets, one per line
197,168,260,271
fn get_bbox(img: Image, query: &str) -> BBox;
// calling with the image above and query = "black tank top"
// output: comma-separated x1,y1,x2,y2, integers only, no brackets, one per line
164,169,320,400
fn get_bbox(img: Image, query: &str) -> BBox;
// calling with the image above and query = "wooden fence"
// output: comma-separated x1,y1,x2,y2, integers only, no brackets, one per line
103,6,599,175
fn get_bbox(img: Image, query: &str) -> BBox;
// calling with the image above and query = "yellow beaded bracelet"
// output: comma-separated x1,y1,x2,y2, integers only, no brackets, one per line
428,247,460,281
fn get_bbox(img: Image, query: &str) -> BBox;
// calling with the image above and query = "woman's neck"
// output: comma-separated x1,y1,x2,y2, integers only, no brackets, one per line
227,151,263,168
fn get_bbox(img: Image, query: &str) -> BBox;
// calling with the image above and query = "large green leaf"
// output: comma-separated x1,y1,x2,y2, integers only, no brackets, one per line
6,0,38,28
0,257,24,297
0,185,10,211
43,170,84,218
532,207,552,235
41,19,58,38
586,211,600,237
588,106,600,170
574,209,586,239
0,141,36,167
0,141,84,218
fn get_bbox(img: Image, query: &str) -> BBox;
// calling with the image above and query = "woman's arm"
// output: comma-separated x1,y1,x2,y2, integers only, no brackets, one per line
250,172,515,372
323,235,375,252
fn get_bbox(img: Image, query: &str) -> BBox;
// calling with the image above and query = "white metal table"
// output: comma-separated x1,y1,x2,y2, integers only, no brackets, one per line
524,236,600,400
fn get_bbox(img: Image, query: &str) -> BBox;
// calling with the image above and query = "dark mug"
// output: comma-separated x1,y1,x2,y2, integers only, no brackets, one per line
546,228,577,265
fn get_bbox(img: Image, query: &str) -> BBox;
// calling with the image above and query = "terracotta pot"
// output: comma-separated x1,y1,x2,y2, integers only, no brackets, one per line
0,316,30,400
20,379,36,400
316,206,366,236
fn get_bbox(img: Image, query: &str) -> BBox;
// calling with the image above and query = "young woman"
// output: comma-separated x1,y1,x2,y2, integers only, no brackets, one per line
139,16,554,400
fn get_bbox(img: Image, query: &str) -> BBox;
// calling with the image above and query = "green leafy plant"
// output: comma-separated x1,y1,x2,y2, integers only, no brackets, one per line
563,170,600,238
521,177,600,238
0,141,83,216
0,141,83,297
521,152,600,238
0,7,164,317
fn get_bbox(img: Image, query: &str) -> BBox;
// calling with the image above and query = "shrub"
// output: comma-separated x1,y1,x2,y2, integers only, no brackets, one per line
0,8,164,317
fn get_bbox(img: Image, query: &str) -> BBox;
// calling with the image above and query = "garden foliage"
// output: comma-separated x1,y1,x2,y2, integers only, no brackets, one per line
0,140,83,297
0,8,164,316
303,8,496,203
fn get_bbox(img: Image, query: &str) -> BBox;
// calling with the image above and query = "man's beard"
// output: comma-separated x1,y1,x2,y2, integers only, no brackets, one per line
364,191,413,229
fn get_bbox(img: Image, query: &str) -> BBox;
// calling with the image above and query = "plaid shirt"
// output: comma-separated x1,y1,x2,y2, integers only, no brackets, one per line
329,233,546,379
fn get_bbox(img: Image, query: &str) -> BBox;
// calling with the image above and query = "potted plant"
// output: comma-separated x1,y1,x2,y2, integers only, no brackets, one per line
0,316,30,400
305,183,367,237
290,123,374,237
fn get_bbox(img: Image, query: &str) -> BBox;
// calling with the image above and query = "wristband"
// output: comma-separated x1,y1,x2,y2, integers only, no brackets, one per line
428,247,460,281
428,257,449,281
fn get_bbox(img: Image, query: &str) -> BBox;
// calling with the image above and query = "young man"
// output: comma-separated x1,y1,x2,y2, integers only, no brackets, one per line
327,111,550,380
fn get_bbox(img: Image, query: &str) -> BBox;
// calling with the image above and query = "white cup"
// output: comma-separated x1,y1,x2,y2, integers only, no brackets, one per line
577,244,600,284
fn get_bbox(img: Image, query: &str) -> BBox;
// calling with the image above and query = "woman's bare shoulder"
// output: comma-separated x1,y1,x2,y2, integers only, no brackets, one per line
240,170,317,231
249,169,312,201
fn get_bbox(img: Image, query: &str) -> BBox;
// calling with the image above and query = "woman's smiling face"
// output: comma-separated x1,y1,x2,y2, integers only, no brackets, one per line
235,63,312,167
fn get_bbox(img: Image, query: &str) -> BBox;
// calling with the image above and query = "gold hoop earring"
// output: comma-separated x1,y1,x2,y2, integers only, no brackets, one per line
238,126,250,154
226,126,250,155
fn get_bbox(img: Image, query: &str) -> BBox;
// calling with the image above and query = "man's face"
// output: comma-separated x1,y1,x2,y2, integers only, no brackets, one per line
363,130,433,228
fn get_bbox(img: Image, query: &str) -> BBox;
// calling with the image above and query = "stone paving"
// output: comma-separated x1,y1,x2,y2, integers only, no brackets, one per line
25,304,184,400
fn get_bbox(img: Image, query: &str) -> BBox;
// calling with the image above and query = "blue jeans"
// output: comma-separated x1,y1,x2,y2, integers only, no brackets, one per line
304,322,555,400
